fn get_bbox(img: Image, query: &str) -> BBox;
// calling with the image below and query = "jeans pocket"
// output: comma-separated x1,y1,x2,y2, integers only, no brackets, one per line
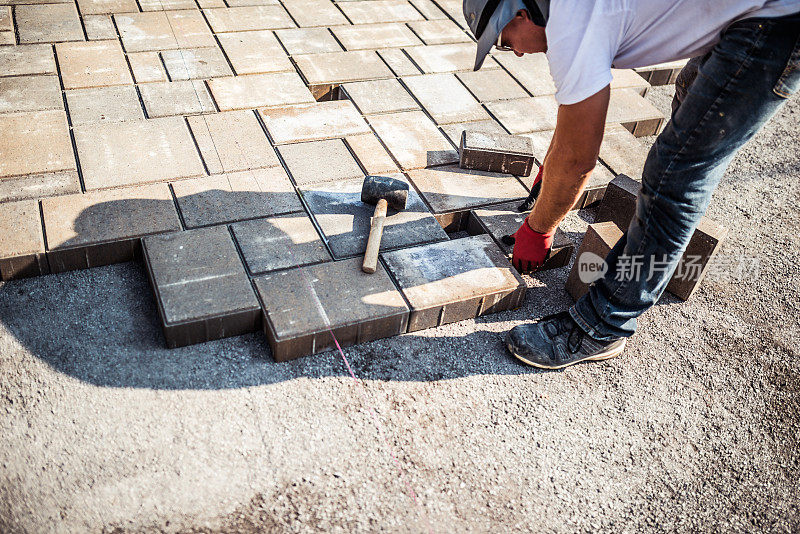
774,35,800,98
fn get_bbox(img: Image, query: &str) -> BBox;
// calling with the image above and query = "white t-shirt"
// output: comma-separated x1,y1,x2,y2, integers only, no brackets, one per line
546,0,800,105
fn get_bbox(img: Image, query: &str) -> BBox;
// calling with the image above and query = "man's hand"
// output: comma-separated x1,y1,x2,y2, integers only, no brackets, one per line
511,218,554,272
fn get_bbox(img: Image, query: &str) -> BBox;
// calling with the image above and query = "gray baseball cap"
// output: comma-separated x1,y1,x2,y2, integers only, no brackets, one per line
463,0,549,70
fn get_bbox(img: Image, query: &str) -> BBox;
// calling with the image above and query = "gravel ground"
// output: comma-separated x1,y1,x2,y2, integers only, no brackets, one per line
0,85,798,533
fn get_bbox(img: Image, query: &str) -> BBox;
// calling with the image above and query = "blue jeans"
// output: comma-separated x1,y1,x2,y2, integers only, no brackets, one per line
571,12,800,341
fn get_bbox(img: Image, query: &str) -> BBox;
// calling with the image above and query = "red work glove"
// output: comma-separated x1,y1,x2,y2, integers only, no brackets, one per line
511,219,554,273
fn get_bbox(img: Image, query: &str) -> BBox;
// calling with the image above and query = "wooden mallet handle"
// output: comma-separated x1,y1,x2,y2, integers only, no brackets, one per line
362,198,388,274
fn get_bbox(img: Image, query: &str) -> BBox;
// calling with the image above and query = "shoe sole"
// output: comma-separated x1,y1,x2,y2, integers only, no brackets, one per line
507,339,626,370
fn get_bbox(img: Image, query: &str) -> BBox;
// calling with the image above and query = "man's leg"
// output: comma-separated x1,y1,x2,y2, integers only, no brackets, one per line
570,13,800,341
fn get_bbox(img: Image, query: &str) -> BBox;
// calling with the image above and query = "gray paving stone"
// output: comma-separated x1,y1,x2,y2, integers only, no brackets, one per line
16,4,83,43
294,50,394,88
381,234,525,332
439,119,508,148
171,168,302,228
407,19,470,45
376,48,420,76
485,96,559,134
565,221,623,301
456,69,529,102
138,0,197,10
607,88,665,137
0,32,15,45
0,7,12,33
56,40,133,90
187,110,279,174
300,175,447,259
42,183,182,272
77,0,137,14
260,100,370,144
344,133,399,175
0,200,49,280
404,43,499,73
282,0,348,27
275,27,342,55
0,75,63,114
402,73,490,125
518,130,551,162
599,123,650,178
231,212,331,274
0,44,55,77
340,78,418,115
127,52,168,83
0,110,76,179
407,0,446,19
139,80,216,117
253,257,409,361
366,110,458,170
203,6,294,32
83,15,117,40
161,48,233,81
207,72,314,111
432,0,467,27
331,22,422,50
115,11,216,52
467,201,574,271
65,85,144,125
277,139,364,186
459,130,535,176
337,0,423,24
407,164,527,213
224,0,277,5
216,30,293,75
143,225,261,348
0,170,80,203
492,52,555,96
74,117,205,190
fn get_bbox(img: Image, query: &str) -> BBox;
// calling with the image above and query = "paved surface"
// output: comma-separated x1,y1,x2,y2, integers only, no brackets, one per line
1,84,798,532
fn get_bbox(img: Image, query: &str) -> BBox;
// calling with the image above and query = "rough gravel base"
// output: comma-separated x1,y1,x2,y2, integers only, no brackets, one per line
0,86,798,533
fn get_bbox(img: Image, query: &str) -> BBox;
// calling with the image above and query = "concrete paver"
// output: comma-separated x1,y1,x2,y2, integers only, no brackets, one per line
207,72,314,111
0,110,76,179
402,73,490,125
0,200,48,280
0,170,80,204
486,96,559,134
82,15,117,40
439,119,508,148
376,47,421,76
171,168,302,228
456,69,529,102
15,4,83,43
161,47,233,80
404,43,498,73
127,52,168,83
611,68,651,95
407,0,447,19
277,139,364,186
366,110,458,169
231,212,331,274
56,40,133,89
599,123,650,178
0,75,63,114
407,19,470,45
42,183,182,272
65,85,144,124
274,27,342,55
139,0,197,10
381,234,526,331
294,50,394,88
0,44,56,76
607,88,665,136
565,220,624,301
340,78,418,115
337,0,423,24
344,133,400,175
493,52,555,96
216,31,293,75
595,173,642,229
77,0,137,15
139,80,216,117
74,117,205,189
253,257,409,361
282,0,348,27
260,100,370,144
203,6,294,32
143,225,260,348
331,22,422,50
459,130,536,176
115,11,216,52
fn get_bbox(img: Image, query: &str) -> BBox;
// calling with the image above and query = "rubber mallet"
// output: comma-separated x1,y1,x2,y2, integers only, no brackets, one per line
360,175,409,274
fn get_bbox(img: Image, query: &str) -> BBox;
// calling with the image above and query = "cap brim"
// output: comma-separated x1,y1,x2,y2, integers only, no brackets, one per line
472,0,526,70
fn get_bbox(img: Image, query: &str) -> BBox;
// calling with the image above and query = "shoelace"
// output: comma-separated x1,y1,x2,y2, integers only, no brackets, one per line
544,314,585,355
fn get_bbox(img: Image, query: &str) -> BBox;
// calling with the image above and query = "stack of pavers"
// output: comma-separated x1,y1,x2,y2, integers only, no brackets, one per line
0,0,691,360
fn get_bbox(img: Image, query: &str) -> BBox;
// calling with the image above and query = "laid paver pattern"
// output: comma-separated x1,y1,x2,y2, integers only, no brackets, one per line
0,0,672,359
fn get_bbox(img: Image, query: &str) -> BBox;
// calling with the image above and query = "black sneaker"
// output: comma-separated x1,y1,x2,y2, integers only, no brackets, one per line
505,311,626,369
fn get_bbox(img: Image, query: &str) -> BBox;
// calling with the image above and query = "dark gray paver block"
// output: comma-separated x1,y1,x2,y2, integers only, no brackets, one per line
467,201,574,271
42,184,182,273
0,200,49,280
459,130,535,177
565,221,623,301
143,226,261,348
595,173,642,229
300,176,448,259
253,257,409,361
666,218,729,301
231,212,331,275
381,234,526,332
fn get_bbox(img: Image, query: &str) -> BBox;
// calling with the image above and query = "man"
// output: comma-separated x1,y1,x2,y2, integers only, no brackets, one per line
463,0,800,369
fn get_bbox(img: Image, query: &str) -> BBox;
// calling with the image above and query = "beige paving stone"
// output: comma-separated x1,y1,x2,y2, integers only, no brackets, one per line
275,27,342,55
0,6,12,32
407,0,446,19
115,11,216,52
171,168,301,227
260,100,370,143
331,22,422,50
217,30,293,75
225,0,278,5
65,85,143,125
366,110,458,170
277,139,364,186
207,72,314,111
16,4,83,44
492,52,555,96
0,44,55,77
139,80,215,117
403,73,489,125
197,0,226,7
0,0,73,3
485,96,559,134
127,52,167,83
0,199,48,280
340,78,418,115
406,164,528,212
0,32,14,45
203,6,294,33
187,110,280,174
377,48,420,76
599,123,649,178
0,170,80,203
139,0,197,10
294,50,394,86
456,69,528,102
56,40,133,89
407,19,470,45
607,88,664,136
611,68,650,95
439,119,507,148
74,117,205,189
0,75,63,114
161,48,233,80
77,0,137,15
82,15,117,40
405,43,499,73
338,0,423,24
0,111,76,178
434,0,467,28
282,0,348,27
344,133,399,175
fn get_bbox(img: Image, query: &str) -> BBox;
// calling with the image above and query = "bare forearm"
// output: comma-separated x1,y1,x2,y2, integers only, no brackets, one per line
526,153,595,234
